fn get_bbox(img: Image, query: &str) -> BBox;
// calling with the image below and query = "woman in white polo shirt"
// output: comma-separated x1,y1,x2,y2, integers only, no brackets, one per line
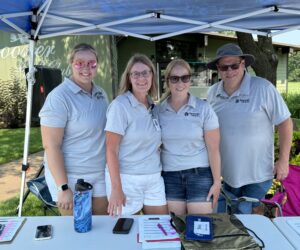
159,59,221,215
39,43,109,215
105,54,168,216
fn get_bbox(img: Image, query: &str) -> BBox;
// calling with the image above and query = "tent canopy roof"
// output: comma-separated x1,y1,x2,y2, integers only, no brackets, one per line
1,0,300,41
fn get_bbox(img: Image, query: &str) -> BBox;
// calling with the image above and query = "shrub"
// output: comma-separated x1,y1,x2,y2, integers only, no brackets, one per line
0,69,26,128
282,93,300,119
274,131,300,165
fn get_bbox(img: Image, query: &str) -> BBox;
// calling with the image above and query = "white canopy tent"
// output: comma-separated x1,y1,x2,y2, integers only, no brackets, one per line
1,0,300,216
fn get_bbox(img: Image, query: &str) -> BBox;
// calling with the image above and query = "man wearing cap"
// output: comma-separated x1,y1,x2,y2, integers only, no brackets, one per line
207,43,293,214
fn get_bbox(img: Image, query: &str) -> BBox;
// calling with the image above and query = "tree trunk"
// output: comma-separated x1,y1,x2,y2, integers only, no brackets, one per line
110,36,119,98
236,32,278,86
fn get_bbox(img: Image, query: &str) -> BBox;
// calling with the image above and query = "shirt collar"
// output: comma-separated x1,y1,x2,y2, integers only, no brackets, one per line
187,94,197,108
65,77,81,94
65,77,103,98
125,91,153,108
160,93,195,112
215,71,251,98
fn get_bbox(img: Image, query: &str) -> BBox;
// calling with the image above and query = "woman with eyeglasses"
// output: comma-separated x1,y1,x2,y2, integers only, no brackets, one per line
39,43,109,215
159,59,221,215
105,54,168,216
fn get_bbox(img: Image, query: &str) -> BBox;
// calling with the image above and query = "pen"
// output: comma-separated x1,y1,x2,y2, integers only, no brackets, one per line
157,223,167,236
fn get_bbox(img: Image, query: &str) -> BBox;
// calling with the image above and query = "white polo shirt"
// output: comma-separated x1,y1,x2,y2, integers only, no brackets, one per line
158,95,219,172
39,77,109,176
105,91,162,175
207,72,291,188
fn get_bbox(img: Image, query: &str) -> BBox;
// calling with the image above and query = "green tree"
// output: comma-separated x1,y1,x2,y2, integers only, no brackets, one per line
237,32,278,86
0,68,26,128
288,51,300,82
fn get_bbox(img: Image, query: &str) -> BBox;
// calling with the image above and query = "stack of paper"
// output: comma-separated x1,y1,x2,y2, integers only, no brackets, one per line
0,217,26,243
138,215,181,249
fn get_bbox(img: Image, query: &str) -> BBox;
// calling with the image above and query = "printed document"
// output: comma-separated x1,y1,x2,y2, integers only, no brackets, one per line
138,215,180,249
139,215,179,241
0,217,26,243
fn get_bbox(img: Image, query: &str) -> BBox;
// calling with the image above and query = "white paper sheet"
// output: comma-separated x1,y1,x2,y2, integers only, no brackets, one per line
138,215,179,242
0,217,26,243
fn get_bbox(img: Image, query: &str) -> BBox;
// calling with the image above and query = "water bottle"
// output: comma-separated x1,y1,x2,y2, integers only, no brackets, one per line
73,179,93,233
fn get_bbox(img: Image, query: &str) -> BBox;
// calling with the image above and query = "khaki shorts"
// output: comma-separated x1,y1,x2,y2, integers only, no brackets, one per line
105,169,166,215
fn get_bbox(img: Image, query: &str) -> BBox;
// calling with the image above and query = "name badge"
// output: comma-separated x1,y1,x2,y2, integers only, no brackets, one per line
152,118,160,131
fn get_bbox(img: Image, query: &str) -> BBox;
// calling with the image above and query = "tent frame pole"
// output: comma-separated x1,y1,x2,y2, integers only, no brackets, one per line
18,39,36,217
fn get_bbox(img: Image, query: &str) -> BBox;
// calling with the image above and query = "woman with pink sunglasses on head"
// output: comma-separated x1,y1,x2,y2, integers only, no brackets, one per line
39,43,109,215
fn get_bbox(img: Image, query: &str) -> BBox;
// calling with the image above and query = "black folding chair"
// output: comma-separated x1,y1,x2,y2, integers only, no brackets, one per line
26,164,59,215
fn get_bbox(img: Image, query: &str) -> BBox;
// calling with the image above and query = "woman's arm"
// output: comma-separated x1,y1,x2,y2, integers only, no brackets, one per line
41,126,73,211
106,131,126,216
204,128,221,209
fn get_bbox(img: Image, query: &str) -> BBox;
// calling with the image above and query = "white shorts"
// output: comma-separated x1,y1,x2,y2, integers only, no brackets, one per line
105,169,167,215
46,168,106,202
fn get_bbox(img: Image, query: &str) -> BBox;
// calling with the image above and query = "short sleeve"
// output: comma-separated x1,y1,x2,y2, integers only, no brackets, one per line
105,100,128,136
203,102,219,131
264,84,291,125
39,91,68,128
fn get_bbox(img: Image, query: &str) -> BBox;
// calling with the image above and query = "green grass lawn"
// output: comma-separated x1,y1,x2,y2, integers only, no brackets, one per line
0,193,58,216
277,81,300,94
0,127,43,164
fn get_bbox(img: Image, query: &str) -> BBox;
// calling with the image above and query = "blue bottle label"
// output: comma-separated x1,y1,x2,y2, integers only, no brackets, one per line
74,190,92,233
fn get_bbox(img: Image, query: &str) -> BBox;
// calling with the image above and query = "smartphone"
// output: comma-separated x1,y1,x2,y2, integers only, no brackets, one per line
35,225,52,240
112,218,134,234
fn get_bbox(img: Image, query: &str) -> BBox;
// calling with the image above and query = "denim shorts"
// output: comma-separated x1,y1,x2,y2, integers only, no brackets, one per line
162,167,213,202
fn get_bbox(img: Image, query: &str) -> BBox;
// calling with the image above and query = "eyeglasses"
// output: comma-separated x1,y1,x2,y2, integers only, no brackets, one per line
130,70,152,79
168,75,191,84
217,61,242,72
73,60,97,70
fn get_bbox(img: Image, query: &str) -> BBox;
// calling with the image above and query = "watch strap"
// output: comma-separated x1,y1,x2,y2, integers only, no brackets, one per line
57,183,69,192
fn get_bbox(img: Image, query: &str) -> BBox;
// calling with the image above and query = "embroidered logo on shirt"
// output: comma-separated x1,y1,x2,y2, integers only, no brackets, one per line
216,94,228,100
235,98,250,103
184,112,200,117
94,92,104,99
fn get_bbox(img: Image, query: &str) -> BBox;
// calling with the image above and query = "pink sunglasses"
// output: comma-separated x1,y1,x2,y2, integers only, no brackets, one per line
73,60,97,70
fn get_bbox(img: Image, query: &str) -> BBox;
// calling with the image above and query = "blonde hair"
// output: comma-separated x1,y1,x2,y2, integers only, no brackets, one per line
69,43,98,63
161,59,191,101
119,54,157,98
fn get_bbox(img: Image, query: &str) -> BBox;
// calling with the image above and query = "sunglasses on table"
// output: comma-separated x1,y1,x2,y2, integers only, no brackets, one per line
73,60,97,70
217,61,243,72
168,75,191,84
130,70,152,79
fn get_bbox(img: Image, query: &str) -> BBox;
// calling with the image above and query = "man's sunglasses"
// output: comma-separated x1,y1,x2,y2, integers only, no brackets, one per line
73,60,97,70
217,61,242,72
168,75,191,84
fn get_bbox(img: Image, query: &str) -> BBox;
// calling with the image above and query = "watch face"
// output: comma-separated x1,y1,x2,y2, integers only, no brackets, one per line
61,184,68,191
58,184,69,191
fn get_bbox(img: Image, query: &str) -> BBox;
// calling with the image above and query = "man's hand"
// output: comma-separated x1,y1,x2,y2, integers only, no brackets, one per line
274,159,289,181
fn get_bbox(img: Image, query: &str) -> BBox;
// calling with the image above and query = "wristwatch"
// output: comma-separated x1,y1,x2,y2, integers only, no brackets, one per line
57,183,69,192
